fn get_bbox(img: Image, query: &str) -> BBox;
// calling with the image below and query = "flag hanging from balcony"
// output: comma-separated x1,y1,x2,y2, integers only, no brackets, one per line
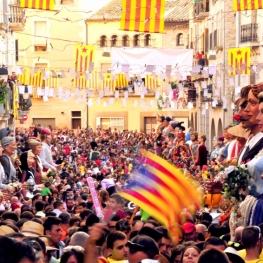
233,0,263,11
20,0,55,10
74,44,95,73
120,0,165,33
228,47,250,75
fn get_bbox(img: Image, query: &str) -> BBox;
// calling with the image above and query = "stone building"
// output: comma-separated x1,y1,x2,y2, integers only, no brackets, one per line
0,0,26,128
85,0,195,132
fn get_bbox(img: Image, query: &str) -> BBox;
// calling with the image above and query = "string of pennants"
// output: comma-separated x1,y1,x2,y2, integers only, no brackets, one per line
16,67,162,91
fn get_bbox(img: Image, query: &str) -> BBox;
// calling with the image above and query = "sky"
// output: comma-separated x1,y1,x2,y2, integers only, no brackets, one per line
85,0,111,12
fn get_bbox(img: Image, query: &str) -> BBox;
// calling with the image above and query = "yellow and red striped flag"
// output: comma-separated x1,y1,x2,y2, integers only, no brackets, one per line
228,47,250,75
20,0,55,10
102,73,116,91
116,74,128,87
120,150,202,230
74,44,95,73
233,0,263,11
120,0,165,33
145,74,160,89
74,44,95,88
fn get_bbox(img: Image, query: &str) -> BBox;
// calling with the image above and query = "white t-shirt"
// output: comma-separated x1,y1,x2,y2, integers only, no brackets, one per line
101,178,115,190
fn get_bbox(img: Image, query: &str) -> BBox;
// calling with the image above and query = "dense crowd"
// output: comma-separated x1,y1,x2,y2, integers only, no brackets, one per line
2,83,263,263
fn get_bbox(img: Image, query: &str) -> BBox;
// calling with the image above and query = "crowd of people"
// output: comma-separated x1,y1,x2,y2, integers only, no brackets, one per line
1,83,263,263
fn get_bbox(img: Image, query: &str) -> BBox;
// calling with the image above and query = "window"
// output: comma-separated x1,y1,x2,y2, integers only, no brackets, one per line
133,35,140,46
34,21,47,50
177,33,184,46
144,117,157,134
72,111,81,117
15,39,18,61
35,46,47,51
111,35,118,47
100,35,107,47
122,35,129,47
35,63,48,69
61,0,74,4
144,34,151,46
97,117,124,130
72,118,81,129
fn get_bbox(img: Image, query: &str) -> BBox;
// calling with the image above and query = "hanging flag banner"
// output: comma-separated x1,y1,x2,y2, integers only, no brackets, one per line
228,47,250,75
20,0,55,10
233,0,263,11
120,0,165,33
74,45,95,73
74,45,96,87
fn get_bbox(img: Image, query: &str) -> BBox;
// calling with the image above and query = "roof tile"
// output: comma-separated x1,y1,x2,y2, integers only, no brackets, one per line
87,0,191,23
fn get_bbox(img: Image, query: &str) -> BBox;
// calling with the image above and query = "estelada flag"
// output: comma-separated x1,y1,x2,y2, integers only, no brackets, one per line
74,44,95,73
120,0,165,33
20,0,54,10
228,47,250,75
102,73,116,91
233,0,263,11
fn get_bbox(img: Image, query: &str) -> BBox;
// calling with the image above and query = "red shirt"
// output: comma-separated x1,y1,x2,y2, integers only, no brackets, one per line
103,209,126,223
63,146,70,156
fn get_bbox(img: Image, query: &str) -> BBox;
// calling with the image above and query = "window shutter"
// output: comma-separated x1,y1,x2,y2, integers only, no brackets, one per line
34,21,47,46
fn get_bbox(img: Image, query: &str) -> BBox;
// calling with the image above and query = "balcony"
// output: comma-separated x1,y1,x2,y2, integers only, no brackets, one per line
194,0,209,21
9,5,26,32
240,23,259,45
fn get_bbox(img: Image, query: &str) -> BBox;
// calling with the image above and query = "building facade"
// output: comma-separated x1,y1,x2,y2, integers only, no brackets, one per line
0,0,25,128
16,0,89,128
85,0,195,133
16,0,196,133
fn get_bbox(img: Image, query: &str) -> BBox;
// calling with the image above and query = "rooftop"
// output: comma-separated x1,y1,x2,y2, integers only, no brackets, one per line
86,0,192,24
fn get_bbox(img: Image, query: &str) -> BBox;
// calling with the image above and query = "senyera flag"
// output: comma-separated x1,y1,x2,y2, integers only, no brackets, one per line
120,150,202,235
120,0,165,33
233,0,263,11
20,0,55,10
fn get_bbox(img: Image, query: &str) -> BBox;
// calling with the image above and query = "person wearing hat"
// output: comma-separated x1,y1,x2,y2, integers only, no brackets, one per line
182,222,197,242
227,124,247,163
0,141,15,193
0,136,20,184
28,139,43,184
39,236,59,263
0,225,15,236
21,221,44,237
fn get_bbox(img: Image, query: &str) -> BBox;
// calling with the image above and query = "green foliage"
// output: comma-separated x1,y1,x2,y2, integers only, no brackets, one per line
0,80,9,105
157,95,163,110
221,165,254,200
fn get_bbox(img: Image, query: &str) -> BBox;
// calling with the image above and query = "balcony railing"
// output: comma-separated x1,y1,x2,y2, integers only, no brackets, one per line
241,23,258,43
9,5,26,31
194,0,209,20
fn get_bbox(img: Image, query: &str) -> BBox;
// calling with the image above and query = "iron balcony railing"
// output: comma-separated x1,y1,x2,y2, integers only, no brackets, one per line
241,23,258,43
